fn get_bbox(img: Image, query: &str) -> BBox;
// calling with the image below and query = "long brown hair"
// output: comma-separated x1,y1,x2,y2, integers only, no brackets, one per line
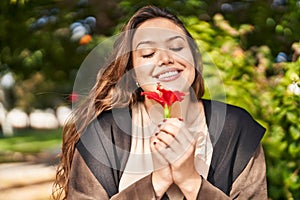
52,5,204,199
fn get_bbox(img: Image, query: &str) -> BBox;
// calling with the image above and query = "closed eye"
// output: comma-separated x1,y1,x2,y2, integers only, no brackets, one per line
170,47,183,52
142,52,155,58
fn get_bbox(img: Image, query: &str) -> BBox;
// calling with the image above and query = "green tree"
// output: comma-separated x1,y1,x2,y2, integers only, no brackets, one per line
0,0,120,110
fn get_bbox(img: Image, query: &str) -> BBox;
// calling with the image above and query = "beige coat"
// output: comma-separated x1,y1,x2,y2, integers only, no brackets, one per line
68,100,268,199
68,144,267,199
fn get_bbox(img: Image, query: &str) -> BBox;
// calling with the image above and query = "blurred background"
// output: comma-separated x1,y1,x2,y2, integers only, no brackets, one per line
0,0,299,199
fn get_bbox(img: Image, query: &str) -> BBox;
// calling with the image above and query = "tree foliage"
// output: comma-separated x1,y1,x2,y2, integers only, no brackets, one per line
185,13,300,199
0,0,120,110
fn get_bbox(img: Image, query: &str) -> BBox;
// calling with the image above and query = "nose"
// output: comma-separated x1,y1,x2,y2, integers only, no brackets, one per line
158,49,174,67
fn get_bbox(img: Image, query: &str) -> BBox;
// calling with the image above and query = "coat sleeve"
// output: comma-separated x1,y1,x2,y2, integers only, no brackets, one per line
68,149,109,199
68,149,157,200
68,144,267,200
197,144,268,199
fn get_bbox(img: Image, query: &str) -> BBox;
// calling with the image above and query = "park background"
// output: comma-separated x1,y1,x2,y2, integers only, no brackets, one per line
0,0,299,199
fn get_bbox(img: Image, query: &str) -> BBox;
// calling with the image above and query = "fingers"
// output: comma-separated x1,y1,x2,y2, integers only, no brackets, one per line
150,135,169,170
152,118,197,164
155,130,176,147
157,118,195,146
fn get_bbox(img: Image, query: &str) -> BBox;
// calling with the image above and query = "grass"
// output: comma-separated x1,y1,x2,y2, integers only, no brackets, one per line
0,128,62,154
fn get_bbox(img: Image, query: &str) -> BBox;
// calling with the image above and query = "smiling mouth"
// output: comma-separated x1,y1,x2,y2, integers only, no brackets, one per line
156,70,182,82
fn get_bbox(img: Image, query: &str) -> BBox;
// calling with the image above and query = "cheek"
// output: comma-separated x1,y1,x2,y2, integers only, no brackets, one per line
189,67,196,84
174,48,194,66
177,54,196,86
133,57,157,90
134,65,151,79
175,51,195,74
132,52,155,69
183,50,195,66
187,63,196,85
133,58,153,77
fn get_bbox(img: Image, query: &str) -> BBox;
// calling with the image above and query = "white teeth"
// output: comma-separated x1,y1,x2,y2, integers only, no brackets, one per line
158,71,179,79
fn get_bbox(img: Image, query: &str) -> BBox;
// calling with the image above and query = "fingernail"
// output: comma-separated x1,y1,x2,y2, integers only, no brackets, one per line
155,132,158,136
178,118,183,121
163,119,167,122
153,142,156,145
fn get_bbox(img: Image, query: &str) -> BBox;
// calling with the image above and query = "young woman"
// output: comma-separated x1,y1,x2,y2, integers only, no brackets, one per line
53,5,267,200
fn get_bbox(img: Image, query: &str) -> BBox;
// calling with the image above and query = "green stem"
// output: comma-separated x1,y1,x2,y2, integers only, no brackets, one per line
164,105,171,118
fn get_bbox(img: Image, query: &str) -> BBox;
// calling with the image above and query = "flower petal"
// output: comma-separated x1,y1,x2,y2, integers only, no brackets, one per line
140,91,166,107
157,84,185,106
140,83,185,113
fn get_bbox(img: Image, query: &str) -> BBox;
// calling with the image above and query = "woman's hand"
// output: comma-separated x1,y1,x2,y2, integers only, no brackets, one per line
150,133,173,199
153,118,202,200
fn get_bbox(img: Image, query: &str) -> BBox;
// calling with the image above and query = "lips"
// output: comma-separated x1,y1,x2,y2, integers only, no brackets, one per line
155,69,182,82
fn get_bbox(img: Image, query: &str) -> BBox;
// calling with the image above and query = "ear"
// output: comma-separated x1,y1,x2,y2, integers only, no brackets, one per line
135,81,140,88
131,69,139,86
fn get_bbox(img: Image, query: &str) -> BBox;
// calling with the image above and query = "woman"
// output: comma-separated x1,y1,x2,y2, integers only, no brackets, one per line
53,5,267,200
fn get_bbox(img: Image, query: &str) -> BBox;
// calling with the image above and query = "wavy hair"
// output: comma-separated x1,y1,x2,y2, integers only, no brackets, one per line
52,5,204,199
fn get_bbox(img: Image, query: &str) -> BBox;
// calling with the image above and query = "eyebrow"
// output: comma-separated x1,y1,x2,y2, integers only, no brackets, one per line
135,41,155,49
135,35,185,50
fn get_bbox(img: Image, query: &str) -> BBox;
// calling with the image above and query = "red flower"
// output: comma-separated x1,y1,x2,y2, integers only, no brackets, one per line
69,92,79,103
141,83,185,118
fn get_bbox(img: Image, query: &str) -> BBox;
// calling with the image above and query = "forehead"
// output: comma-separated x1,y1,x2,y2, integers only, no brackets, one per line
132,18,186,47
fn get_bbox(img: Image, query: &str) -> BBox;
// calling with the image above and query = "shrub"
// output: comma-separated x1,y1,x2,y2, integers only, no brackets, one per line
186,15,300,199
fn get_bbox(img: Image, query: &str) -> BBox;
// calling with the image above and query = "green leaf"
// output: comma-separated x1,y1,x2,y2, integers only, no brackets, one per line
290,126,300,140
287,112,297,123
288,142,300,158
